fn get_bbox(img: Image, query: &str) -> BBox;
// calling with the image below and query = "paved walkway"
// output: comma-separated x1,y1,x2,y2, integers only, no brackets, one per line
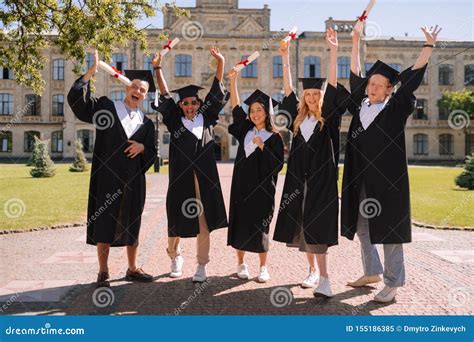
0,164,473,315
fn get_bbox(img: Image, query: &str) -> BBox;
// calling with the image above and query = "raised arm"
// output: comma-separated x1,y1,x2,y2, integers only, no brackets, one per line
151,52,169,95
414,25,441,70
228,68,240,109
210,46,225,82
279,41,293,96
326,28,338,87
82,49,99,82
351,27,362,76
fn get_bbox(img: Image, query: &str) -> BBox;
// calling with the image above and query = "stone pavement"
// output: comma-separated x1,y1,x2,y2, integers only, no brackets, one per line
0,164,472,315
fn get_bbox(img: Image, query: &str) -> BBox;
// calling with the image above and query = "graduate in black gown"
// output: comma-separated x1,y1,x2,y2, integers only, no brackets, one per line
342,25,442,303
151,47,229,282
227,68,284,283
273,29,349,297
67,50,157,287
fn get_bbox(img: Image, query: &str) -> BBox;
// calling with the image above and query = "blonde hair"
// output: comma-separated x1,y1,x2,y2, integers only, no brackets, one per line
293,89,325,135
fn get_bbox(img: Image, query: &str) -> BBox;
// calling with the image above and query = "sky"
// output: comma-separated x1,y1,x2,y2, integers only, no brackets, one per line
139,0,474,41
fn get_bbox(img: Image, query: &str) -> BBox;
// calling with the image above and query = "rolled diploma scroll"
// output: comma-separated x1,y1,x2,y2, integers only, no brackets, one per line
160,38,180,57
352,0,377,34
98,61,131,87
282,26,298,43
233,51,260,72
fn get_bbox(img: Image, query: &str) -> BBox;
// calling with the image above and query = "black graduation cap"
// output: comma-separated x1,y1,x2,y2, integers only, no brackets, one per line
170,85,205,100
366,60,400,85
123,70,156,93
244,89,279,112
299,78,326,90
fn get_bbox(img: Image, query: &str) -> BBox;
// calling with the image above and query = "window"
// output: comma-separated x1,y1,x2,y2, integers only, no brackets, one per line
304,56,321,78
144,55,154,73
413,99,427,120
0,131,12,152
52,94,64,116
25,94,41,116
0,66,13,79
466,134,474,155
143,92,155,114
273,56,283,78
241,55,258,78
53,59,65,80
465,64,474,86
175,54,192,77
51,131,63,153
389,63,402,72
337,57,350,79
24,131,40,152
112,53,128,72
85,52,94,70
163,132,170,144
77,129,94,153
0,93,13,115
439,134,453,155
413,134,428,155
110,91,125,102
438,105,449,120
439,64,454,85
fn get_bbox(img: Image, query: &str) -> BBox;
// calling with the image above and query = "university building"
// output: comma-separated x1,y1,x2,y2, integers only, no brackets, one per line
1,0,473,163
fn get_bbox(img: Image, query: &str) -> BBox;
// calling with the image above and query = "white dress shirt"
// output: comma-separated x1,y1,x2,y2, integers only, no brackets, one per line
113,101,144,139
359,98,389,130
300,115,318,142
244,127,273,157
181,113,204,139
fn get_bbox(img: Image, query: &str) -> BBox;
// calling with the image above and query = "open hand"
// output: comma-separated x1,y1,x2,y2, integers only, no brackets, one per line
421,25,442,45
124,140,144,159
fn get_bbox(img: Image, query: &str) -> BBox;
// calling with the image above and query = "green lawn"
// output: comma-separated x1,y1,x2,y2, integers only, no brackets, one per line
0,164,472,230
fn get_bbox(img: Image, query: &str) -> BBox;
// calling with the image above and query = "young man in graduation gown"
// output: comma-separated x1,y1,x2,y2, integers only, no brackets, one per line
151,47,229,282
67,50,157,287
341,25,441,302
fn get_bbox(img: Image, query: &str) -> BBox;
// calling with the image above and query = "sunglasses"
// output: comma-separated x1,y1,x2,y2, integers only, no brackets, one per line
182,100,199,106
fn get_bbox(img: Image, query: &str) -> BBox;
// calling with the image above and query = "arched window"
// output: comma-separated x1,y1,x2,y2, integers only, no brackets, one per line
413,134,428,155
0,131,12,152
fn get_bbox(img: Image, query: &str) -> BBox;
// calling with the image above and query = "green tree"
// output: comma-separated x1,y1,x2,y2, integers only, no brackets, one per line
437,90,474,120
455,153,474,190
69,139,88,172
0,1,188,94
30,136,56,178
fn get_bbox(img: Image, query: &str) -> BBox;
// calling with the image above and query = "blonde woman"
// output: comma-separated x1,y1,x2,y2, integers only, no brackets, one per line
273,28,349,297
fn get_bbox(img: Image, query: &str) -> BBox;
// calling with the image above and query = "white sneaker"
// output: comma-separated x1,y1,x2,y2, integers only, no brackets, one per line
374,285,397,303
313,276,333,298
192,264,207,282
170,255,184,278
257,266,270,283
301,269,319,288
237,263,250,279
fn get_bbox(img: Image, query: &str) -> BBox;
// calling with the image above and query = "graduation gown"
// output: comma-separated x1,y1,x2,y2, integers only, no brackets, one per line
273,83,349,246
67,77,156,247
227,106,284,253
152,77,229,237
341,64,427,244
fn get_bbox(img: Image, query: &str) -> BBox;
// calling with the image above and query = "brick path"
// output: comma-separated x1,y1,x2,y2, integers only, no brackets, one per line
0,164,473,315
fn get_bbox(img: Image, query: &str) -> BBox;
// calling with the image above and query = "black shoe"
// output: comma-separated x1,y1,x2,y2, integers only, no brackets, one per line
96,272,110,288
125,268,153,282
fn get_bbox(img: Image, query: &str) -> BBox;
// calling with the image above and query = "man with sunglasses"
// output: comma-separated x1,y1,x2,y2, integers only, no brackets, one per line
152,47,229,282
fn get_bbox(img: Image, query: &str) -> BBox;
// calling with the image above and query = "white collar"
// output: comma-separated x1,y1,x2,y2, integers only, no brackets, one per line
359,97,390,130
244,127,272,158
181,113,204,139
113,101,144,139
300,115,318,142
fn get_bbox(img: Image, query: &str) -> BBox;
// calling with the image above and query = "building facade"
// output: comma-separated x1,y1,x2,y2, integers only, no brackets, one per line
1,0,473,163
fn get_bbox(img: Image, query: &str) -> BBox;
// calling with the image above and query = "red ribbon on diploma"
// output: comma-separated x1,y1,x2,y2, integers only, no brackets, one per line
238,58,249,67
163,39,173,51
289,32,297,40
111,66,122,78
357,10,368,22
